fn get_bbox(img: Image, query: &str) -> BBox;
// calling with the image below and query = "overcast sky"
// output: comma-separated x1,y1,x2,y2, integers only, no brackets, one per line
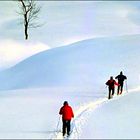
0,1,140,48
0,1,140,69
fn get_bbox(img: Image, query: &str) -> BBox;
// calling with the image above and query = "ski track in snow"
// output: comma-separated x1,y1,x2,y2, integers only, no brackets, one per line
51,87,139,139
52,98,109,139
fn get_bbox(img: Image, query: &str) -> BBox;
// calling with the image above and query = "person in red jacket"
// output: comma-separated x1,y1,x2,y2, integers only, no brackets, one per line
106,76,119,99
59,101,74,137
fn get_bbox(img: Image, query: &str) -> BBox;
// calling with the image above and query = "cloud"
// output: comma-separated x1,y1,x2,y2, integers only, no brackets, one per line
0,40,50,70
0,1,18,25
36,1,140,46
127,7,140,26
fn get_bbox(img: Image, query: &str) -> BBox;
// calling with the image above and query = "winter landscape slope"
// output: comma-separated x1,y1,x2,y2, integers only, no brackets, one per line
0,85,139,139
0,35,140,139
80,88,140,139
0,34,140,90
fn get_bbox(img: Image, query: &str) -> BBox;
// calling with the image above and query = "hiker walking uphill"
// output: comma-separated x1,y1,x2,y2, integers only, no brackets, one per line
59,101,74,137
115,71,127,95
106,76,119,99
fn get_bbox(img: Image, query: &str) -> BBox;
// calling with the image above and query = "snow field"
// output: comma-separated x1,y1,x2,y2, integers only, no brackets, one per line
0,88,104,139
53,98,108,139
0,35,139,138
80,87,140,139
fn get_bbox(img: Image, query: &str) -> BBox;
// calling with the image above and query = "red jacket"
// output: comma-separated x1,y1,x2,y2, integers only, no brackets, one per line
59,104,74,120
106,79,119,88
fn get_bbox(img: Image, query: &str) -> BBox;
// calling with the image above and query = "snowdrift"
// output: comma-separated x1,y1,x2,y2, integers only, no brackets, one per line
0,34,140,90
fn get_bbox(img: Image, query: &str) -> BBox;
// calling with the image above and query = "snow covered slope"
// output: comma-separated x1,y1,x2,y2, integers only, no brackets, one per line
80,89,140,139
0,35,139,139
0,40,49,70
0,88,105,139
0,34,140,90
0,87,139,139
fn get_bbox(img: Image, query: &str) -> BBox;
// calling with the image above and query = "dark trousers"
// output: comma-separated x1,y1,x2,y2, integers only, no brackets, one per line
108,87,114,99
117,84,123,94
62,120,71,136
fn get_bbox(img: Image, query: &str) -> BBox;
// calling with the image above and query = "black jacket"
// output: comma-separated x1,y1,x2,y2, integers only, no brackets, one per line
115,75,127,84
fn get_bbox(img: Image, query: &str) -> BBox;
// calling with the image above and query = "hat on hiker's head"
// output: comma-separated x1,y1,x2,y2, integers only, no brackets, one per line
110,76,113,80
120,71,123,75
63,101,68,105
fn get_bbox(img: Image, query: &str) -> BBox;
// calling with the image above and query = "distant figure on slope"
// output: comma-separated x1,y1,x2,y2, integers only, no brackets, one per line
59,101,74,137
115,71,127,95
106,76,119,99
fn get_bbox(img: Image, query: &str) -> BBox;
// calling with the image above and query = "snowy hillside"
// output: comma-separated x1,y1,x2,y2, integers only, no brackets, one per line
0,85,139,139
0,87,106,139
80,88,140,139
0,40,49,70
0,34,139,90
0,35,140,139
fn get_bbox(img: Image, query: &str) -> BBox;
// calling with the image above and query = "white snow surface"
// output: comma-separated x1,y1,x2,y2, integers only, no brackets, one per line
80,88,140,139
0,88,105,139
0,35,140,90
0,87,140,139
0,35,140,138
0,40,49,70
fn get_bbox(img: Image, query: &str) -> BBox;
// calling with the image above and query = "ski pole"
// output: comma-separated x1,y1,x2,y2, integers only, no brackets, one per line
125,80,128,93
56,115,61,132
73,120,79,139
